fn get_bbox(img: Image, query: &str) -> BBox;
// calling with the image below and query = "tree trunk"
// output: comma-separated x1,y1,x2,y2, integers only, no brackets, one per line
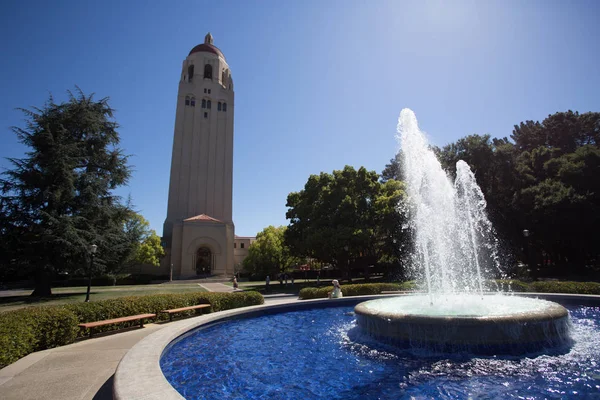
31,268,52,297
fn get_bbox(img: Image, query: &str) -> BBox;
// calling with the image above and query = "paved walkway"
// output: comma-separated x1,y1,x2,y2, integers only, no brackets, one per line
197,282,236,292
0,290,299,400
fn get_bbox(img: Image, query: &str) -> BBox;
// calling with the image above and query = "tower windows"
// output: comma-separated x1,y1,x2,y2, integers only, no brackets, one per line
204,112,208,118
223,103,227,112
187,65,194,82
207,100,211,109
218,102,222,111
241,243,245,249
185,96,190,106
204,88,207,93
202,99,206,108
203,64,213,79
190,97,196,107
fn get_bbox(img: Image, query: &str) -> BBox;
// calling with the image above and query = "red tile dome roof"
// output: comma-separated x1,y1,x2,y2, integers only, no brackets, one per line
188,43,224,58
189,32,224,59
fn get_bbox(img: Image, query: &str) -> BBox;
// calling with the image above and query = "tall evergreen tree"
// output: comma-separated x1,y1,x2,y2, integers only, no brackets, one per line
0,88,132,296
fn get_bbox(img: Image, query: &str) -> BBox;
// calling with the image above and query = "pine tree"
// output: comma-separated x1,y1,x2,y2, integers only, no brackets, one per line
0,88,132,296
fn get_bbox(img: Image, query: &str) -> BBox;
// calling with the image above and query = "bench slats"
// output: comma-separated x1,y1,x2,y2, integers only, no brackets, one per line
78,313,156,329
160,304,211,321
161,304,211,314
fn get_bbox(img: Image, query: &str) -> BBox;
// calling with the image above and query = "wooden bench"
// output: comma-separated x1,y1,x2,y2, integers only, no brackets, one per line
160,304,212,322
78,313,156,337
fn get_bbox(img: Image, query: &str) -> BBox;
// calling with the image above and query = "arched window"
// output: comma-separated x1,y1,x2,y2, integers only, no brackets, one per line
203,64,213,79
202,99,206,108
218,102,222,111
190,97,196,107
223,103,227,112
222,70,226,83
207,100,211,109
185,96,190,106
187,65,194,82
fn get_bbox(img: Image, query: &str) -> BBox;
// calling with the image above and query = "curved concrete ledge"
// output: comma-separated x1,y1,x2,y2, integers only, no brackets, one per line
355,297,570,353
113,293,600,400
113,295,374,400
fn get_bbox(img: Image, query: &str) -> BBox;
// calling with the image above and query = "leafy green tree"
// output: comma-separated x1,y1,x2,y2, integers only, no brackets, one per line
0,89,132,296
135,232,165,267
436,111,600,277
123,213,165,267
242,225,297,277
285,166,408,280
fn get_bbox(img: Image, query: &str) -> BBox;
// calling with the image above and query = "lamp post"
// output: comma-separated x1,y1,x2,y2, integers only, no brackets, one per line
85,244,97,303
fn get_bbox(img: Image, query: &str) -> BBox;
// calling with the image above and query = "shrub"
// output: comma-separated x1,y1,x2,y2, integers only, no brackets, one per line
489,279,531,292
0,291,263,368
0,306,78,368
299,283,401,300
398,281,419,291
65,291,264,335
529,281,600,295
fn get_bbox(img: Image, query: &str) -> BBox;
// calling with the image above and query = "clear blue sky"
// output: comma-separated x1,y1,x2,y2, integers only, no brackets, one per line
1,0,599,236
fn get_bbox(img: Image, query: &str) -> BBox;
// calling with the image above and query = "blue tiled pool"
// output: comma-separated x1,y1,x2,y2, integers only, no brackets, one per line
161,302,600,399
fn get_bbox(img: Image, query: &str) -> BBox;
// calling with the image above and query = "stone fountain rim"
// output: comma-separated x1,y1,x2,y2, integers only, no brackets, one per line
354,296,569,323
113,293,600,400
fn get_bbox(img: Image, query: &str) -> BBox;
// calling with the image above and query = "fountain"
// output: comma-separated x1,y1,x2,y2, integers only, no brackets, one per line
354,109,571,354
115,109,599,400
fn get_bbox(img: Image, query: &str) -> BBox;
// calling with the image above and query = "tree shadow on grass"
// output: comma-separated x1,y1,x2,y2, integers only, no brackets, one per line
0,291,93,307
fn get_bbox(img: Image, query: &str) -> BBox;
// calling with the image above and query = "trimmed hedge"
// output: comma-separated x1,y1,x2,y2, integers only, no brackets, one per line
398,281,419,291
0,306,79,368
529,281,600,295
490,280,600,294
489,279,531,292
299,283,402,300
65,291,264,333
0,291,263,368
298,280,600,300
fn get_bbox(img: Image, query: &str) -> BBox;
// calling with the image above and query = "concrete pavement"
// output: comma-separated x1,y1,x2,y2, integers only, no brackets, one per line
197,282,236,292
0,291,299,400
0,323,165,400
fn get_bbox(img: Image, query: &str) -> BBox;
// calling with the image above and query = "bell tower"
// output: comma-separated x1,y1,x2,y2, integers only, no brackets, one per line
162,33,235,278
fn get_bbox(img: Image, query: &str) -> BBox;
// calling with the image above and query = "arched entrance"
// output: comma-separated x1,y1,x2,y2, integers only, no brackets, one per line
196,247,212,275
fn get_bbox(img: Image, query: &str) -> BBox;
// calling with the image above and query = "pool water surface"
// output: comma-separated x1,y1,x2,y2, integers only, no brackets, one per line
160,303,600,399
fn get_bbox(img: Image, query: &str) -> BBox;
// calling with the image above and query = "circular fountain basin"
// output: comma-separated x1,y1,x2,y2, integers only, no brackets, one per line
354,294,571,354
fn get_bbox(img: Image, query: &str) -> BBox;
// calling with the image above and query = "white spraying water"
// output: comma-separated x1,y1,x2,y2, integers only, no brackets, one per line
397,109,501,300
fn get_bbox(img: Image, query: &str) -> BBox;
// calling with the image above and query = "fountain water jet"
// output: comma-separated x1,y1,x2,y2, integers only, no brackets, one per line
355,109,571,355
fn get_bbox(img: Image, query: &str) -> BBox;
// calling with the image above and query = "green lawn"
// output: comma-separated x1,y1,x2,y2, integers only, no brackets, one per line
0,284,207,312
